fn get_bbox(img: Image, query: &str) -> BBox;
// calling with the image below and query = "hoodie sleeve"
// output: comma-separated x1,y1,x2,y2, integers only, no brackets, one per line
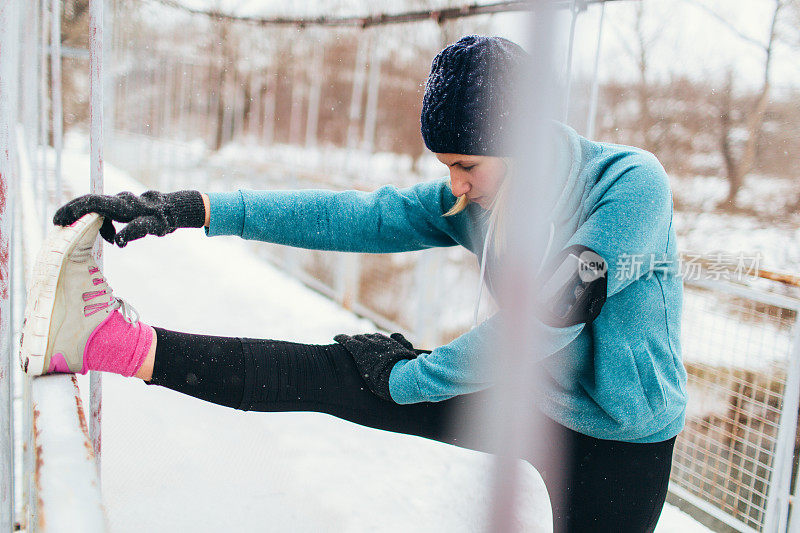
566,150,674,298
388,313,583,403
387,151,674,404
203,177,464,253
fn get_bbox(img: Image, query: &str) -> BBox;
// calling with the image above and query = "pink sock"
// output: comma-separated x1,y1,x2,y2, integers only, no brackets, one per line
82,309,154,377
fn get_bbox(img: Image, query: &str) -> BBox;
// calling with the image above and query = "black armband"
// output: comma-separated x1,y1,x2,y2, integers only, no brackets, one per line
534,244,607,328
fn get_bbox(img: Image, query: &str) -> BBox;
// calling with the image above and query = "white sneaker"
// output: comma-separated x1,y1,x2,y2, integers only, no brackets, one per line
20,212,139,376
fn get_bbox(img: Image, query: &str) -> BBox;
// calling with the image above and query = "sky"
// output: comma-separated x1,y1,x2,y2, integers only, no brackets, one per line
490,0,799,92
172,0,799,93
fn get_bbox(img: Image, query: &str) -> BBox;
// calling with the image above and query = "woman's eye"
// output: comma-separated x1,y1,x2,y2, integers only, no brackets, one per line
462,165,476,171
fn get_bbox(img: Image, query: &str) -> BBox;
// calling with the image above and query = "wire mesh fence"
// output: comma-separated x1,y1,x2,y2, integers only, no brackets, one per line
671,282,800,532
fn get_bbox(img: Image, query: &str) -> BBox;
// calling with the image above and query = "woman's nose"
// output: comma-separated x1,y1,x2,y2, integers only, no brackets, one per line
450,175,471,197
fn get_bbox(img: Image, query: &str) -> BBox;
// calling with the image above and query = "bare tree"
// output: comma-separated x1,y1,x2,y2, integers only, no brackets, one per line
614,2,668,155
689,0,787,209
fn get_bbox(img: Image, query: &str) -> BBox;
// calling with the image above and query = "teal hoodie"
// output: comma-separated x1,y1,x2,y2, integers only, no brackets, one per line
204,122,688,444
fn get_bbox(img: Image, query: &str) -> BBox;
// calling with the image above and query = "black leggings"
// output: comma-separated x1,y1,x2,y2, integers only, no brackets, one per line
148,326,676,533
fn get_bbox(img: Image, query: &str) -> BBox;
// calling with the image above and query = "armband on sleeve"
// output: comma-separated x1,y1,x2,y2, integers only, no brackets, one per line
534,244,607,328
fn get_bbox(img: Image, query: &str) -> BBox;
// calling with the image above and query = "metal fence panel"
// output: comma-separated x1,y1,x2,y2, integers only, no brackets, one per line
673,281,800,531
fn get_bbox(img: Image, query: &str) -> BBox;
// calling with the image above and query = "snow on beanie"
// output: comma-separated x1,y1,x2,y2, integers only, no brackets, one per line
420,35,529,156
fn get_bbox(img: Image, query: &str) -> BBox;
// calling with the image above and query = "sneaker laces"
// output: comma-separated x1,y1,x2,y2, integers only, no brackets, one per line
115,296,140,325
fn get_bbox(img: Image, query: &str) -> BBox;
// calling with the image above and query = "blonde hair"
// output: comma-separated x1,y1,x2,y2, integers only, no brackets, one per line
442,157,512,258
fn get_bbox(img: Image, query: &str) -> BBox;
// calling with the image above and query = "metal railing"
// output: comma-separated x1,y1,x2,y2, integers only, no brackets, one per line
16,129,107,531
0,0,108,529
671,278,800,532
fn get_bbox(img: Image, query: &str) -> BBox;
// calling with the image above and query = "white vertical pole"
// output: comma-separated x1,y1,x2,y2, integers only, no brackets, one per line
51,0,62,207
485,4,562,531
764,313,800,532
162,58,174,190
305,33,323,148
413,252,443,347
222,67,234,144
177,61,188,141
22,0,39,220
248,70,259,139
361,32,381,154
288,56,304,145
562,0,580,123
231,68,243,141
104,0,114,140
118,28,128,133
262,69,276,145
88,0,103,477
0,2,17,529
586,2,605,139
347,34,368,151
39,0,49,235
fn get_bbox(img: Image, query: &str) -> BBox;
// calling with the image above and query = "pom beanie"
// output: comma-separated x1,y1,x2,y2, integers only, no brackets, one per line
420,35,529,156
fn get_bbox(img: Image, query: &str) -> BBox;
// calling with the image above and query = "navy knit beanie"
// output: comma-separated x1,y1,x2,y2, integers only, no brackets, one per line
420,35,529,156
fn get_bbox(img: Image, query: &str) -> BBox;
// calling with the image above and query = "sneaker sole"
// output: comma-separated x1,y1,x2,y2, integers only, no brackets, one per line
20,213,103,376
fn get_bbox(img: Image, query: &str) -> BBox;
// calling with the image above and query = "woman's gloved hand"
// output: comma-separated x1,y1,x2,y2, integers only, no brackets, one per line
53,190,206,248
333,332,431,402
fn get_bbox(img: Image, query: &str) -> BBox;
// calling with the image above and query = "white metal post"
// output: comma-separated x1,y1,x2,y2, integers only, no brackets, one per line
177,60,189,142
305,33,323,148
233,67,245,141
88,0,104,476
586,2,605,139
288,55,304,145
562,0,581,123
764,312,800,532
51,0,63,207
334,253,361,311
413,252,443,348
486,4,562,531
103,0,114,142
262,69,276,145
21,0,39,215
360,31,381,154
0,1,17,529
347,34,368,151
39,0,49,236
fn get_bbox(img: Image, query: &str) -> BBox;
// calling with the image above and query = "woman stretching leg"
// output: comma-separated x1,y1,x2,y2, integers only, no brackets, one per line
22,36,686,532
19,211,673,532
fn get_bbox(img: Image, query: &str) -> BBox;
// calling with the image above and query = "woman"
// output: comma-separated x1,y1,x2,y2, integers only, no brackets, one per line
21,35,687,532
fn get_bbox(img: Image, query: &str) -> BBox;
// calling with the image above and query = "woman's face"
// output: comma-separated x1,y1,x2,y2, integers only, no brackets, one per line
435,153,508,210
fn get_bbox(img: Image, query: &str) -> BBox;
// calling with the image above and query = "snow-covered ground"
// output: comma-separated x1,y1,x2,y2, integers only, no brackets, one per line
21,143,716,531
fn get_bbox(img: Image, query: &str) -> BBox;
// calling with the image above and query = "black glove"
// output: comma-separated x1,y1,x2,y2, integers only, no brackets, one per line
333,332,431,402
53,190,206,248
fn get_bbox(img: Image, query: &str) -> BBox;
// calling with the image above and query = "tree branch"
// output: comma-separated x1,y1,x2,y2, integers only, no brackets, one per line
680,0,768,50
